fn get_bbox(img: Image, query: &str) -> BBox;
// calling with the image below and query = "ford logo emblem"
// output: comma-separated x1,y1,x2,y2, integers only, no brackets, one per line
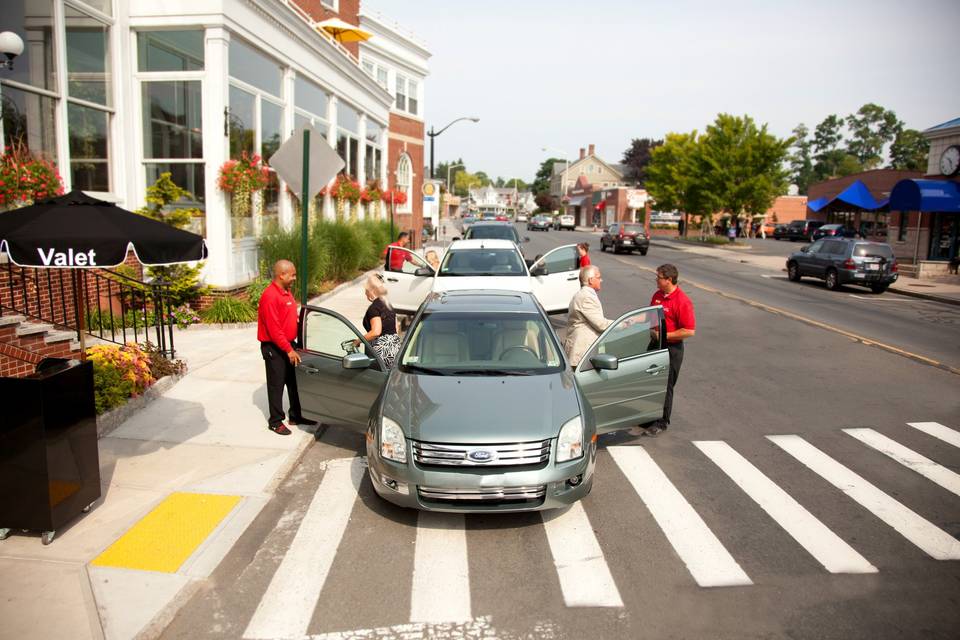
467,449,496,463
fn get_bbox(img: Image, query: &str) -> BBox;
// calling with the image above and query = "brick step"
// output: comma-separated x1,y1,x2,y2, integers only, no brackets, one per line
15,322,54,337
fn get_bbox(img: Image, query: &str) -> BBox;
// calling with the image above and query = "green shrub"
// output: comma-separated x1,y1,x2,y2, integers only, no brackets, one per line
142,342,188,379
201,297,257,323
86,308,157,332
87,343,155,414
316,221,365,281
258,226,328,294
147,263,209,307
246,276,271,310
355,219,392,269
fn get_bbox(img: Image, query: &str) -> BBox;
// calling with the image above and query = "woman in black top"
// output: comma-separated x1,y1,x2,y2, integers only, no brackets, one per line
359,274,400,367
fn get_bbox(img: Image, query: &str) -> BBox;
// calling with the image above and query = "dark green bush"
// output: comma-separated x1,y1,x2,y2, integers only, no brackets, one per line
246,276,271,310
258,226,328,294
201,297,257,323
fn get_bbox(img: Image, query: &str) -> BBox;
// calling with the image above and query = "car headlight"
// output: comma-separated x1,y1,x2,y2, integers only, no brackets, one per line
556,416,584,463
380,416,407,463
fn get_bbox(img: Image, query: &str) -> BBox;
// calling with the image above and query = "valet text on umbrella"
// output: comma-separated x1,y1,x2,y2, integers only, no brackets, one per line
37,247,98,267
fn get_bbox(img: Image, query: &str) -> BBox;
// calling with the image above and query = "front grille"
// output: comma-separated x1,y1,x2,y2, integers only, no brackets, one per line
412,439,551,467
418,485,546,503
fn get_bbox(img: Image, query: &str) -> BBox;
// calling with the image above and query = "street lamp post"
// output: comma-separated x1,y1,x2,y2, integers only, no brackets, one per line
428,116,479,179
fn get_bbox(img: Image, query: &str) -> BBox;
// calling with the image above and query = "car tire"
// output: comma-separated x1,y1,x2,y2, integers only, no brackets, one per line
825,269,840,291
870,284,888,294
612,243,620,254
599,242,606,252
787,262,801,281
640,248,648,256
809,234,816,242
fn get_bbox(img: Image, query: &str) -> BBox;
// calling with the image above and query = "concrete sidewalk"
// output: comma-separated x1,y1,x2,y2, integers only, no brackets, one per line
0,275,373,640
648,236,960,306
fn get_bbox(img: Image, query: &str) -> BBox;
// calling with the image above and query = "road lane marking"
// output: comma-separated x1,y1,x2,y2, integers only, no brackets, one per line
907,422,960,449
608,446,753,587
694,441,877,574
848,294,913,301
767,435,960,560
844,429,960,497
243,457,364,640
614,257,960,376
91,492,241,573
541,501,623,607
410,512,471,623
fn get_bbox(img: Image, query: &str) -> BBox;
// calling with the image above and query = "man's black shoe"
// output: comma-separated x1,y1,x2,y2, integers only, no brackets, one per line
288,415,318,426
642,424,666,437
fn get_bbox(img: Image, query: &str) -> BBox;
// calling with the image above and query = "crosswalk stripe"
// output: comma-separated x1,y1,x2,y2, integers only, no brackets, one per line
243,457,364,640
844,428,960,498
694,441,877,574
541,501,623,607
768,435,960,561
608,446,753,587
907,422,960,449
410,512,471,623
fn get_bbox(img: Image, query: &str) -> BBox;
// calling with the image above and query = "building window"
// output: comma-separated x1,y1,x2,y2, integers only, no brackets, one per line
1,1,58,163
138,30,203,72
293,75,329,137
65,4,113,192
395,75,407,112
336,102,360,178
394,74,418,116
396,153,412,213
407,79,418,115
321,0,339,10
365,120,383,183
376,67,388,89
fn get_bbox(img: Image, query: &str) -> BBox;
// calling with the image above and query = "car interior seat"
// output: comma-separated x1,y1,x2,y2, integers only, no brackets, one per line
491,320,538,361
419,322,469,365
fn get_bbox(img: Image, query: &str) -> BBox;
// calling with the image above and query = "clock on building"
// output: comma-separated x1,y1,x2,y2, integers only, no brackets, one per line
940,145,960,176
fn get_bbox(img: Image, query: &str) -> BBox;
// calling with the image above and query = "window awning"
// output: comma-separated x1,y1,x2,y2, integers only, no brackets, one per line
808,179,884,212
566,195,588,207
807,197,830,212
888,179,960,213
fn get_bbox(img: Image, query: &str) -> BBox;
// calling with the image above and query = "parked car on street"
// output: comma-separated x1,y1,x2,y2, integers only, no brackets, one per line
459,214,479,234
812,224,859,241
462,221,529,247
600,223,650,255
294,290,669,512
516,213,528,223
786,238,899,293
382,239,582,314
527,215,552,231
778,219,826,242
553,214,576,231
772,224,789,240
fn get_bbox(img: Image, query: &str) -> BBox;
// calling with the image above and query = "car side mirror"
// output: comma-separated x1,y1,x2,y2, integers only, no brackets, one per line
800,246,809,253
414,267,433,277
342,352,373,370
590,353,619,371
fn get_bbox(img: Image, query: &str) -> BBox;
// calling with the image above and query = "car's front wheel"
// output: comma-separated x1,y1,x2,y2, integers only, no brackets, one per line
787,262,801,281
640,248,648,256
825,269,840,291
599,241,606,252
870,284,888,294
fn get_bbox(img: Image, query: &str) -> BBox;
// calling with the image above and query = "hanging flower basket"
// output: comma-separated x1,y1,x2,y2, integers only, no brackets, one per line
217,152,270,217
0,144,64,210
328,173,361,204
381,188,407,206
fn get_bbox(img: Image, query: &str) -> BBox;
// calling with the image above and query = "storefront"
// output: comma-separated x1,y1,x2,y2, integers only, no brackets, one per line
1,0,421,289
889,179,960,275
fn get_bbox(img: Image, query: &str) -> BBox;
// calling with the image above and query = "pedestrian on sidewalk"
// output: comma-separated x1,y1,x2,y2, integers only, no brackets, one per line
382,231,414,272
563,265,612,367
356,274,401,368
643,263,696,437
577,242,591,268
257,260,317,435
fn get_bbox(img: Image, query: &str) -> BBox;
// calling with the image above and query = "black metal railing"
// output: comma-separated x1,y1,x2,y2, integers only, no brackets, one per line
0,260,176,358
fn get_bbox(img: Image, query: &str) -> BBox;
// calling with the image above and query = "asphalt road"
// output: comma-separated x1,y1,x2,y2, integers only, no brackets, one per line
160,226,960,640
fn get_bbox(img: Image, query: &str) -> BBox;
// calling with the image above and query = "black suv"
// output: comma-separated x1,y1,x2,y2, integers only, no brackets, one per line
787,239,899,293
777,219,825,242
600,223,650,255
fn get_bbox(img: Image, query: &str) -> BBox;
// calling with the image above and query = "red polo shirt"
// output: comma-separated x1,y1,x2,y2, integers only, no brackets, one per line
257,281,298,354
579,253,591,267
650,286,695,343
382,242,414,271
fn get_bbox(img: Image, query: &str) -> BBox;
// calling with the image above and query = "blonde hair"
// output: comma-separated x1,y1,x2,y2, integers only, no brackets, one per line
365,275,392,308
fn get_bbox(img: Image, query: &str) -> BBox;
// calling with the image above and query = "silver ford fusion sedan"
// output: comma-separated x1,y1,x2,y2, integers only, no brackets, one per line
294,290,669,512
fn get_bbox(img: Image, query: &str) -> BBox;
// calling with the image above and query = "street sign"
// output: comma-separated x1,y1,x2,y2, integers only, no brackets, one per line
269,124,344,200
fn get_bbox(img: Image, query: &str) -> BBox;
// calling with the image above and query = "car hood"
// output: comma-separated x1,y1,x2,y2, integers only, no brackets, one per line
382,369,580,444
432,276,532,294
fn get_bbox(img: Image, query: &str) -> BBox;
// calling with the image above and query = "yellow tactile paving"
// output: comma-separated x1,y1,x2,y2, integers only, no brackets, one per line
92,492,241,573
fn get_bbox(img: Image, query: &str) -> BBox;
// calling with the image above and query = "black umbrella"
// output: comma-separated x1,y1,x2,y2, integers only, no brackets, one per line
0,190,207,267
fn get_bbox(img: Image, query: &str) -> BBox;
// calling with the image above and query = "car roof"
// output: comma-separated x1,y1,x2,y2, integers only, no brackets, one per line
447,238,518,250
470,220,513,226
422,289,541,314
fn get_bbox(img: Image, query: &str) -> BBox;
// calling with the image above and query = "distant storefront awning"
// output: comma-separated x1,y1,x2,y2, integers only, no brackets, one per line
595,200,606,210
808,179,884,212
566,195,588,207
888,179,960,213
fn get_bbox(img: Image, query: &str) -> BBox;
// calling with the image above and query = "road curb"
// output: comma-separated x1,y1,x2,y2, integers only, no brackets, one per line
887,286,960,307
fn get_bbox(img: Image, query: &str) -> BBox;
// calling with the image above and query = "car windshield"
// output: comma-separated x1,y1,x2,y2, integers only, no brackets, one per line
438,248,527,277
622,224,644,233
399,312,563,375
853,244,894,259
465,225,519,242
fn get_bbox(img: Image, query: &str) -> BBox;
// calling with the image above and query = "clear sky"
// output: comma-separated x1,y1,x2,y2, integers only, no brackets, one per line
364,0,960,183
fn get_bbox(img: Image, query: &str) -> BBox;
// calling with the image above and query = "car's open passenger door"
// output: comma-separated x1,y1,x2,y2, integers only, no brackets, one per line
574,306,669,433
383,247,434,313
529,244,580,313
295,306,388,430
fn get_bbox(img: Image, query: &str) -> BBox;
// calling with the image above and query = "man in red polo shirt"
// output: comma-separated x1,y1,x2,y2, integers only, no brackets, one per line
257,260,316,435
382,231,414,272
645,263,696,437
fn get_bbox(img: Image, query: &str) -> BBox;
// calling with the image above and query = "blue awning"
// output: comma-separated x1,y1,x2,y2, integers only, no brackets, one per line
888,179,960,212
807,197,830,212
807,179,884,212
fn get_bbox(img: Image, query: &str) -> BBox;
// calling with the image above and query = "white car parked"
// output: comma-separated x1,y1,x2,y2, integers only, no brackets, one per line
553,214,576,231
382,239,581,314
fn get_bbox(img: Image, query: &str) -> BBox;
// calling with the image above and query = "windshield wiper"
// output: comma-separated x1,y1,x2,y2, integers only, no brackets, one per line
403,364,447,376
449,368,535,376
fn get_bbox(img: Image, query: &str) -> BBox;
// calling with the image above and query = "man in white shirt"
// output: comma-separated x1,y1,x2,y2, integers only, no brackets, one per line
563,265,612,366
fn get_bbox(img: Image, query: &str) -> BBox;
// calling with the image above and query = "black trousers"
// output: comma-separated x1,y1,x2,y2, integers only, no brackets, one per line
662,342,685,425
261,341,302,427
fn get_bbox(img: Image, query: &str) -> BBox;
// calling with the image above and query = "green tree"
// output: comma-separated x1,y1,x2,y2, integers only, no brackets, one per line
454,170,483,196
813,114,846,181
504,178,527,189
621,137,663,185
694,113,791,232
474,171,491,187
788,123,815,194
845,103,902,169
645,131,703,235
435,158,465,191
889,128,930,171
531,158,564,196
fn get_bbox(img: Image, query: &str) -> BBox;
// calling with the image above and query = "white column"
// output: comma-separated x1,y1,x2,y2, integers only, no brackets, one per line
357,114,367,220
279,68,296,231
380,125,389,220
201,27,233,287
324,96,338,221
